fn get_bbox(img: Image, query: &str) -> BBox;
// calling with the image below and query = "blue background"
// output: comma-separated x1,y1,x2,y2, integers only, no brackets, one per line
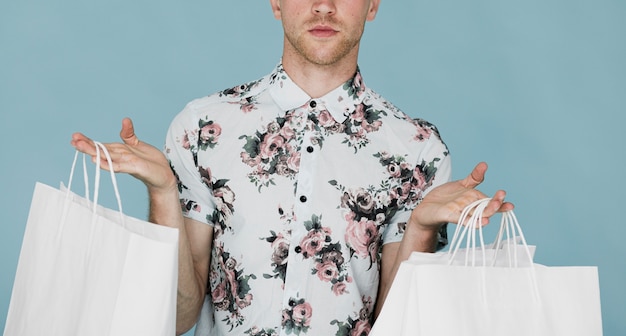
1,1,624,335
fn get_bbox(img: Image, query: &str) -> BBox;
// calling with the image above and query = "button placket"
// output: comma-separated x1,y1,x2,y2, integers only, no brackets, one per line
297,107,318,204
297,135,314,205
282,112,317,318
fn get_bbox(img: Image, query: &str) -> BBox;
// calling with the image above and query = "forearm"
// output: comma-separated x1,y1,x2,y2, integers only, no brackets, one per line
375,221,442,317
148,187,206,334
398,221,442,255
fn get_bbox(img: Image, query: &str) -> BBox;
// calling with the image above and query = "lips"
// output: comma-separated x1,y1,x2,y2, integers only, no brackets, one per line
309,25,338,38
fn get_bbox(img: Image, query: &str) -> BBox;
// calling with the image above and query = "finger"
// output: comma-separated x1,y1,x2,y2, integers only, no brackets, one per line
480,190,514,224
70,132,97,156
92,146,135,174
481,190,505,217
459,162,488,189
119,117,139,147
490,190,514,213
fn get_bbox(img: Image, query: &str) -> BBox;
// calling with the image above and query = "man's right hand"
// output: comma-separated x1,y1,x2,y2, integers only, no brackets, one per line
70,117,177,195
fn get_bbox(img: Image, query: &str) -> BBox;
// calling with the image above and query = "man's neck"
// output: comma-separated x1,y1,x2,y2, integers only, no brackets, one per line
281,49,359,99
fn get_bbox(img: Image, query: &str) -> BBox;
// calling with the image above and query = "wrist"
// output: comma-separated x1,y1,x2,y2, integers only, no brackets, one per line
147,176,179,203
407,215,445,234
404,219,445,253
145,170,178,195
147,179,183,228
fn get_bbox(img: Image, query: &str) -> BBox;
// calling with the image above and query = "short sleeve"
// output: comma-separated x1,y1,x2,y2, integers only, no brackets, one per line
381,129,452,250
164,103,217,226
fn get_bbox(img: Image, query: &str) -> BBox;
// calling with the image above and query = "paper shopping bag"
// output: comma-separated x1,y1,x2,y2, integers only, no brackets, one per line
4,143,179,336
371,198,602,336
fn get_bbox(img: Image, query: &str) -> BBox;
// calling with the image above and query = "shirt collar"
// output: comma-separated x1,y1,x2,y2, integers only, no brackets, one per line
268,62,367,123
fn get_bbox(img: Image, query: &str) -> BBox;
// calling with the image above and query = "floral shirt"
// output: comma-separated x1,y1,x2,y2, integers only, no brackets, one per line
164,63,451,336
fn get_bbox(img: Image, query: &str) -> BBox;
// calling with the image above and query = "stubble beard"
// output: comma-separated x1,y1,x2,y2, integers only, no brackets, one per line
284,20,364,67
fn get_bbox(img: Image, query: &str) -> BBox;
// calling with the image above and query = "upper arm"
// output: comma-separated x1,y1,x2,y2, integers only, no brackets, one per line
184,217,214,292
376,241,401,317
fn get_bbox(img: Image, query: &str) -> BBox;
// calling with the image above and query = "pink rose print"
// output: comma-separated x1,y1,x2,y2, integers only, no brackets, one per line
413,166,428,189
202,176,236,236
211,282,229,311
220,78,262,97
260,133,286,159
201,122,221,140
331,295,373,336
210,243,257,329
296,215,351,295
181,131,192,150
315,261,339,282
241,151,262,167
286,151,301,172
343,70,366,99
332,281,349,296
349,104,366,123
240,117,301,191
244,326,279,336
237,293,253,309
213,185,235,219
282,310,290,325
414,124,432,141
292,302,313,327
282,298,313,335
318,110,336,127
340,188,377,217
198,119,222,150
387,161,402,178
270,232,290,267
374,152,439,208
361,119,382,133
279,124,296,140
237,97,257,113
345,217,379,263
263,228,291,284
176,128,199,153
411,118,436,142
199,165,212,188
351,320,371,336
330,152,444,272
353,72,364,95
299,227,331,258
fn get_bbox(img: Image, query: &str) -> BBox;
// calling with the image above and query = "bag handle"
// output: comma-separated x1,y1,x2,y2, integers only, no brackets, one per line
92,141,124,217
447,199,488,266
447,199,541,303
66,151,91,202
491,210,532,267
65,141,125,225
447,198,533,267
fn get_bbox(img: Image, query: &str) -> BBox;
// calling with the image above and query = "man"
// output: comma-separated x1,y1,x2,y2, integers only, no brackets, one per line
72,1,512,335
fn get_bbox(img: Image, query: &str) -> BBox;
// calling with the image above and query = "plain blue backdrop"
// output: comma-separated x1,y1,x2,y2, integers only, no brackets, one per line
1,1,624,335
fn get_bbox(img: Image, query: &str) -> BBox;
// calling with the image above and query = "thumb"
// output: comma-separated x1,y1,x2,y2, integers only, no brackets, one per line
461,162,488,188
119,117,139,146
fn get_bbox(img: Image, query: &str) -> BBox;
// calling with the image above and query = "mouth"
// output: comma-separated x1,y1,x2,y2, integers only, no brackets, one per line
309,25,338,38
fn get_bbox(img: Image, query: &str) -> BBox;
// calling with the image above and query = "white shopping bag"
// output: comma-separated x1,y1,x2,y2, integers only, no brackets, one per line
371,198,602,336
4,142,179,336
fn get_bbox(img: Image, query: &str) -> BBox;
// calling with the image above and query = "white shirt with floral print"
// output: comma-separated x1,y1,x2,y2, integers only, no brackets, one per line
164,63,451,336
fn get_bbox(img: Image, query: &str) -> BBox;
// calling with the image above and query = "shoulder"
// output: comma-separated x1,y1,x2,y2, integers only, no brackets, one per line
363,87,444,141
189,74,271,111
170,73,272,125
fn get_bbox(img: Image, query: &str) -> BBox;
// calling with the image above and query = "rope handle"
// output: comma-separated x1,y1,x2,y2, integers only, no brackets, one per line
447,198,533,267
64,141,125,226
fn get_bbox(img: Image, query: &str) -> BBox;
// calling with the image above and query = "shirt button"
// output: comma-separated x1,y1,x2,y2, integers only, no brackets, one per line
306,146,314,153
309,100,317,108
299,195,308,203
